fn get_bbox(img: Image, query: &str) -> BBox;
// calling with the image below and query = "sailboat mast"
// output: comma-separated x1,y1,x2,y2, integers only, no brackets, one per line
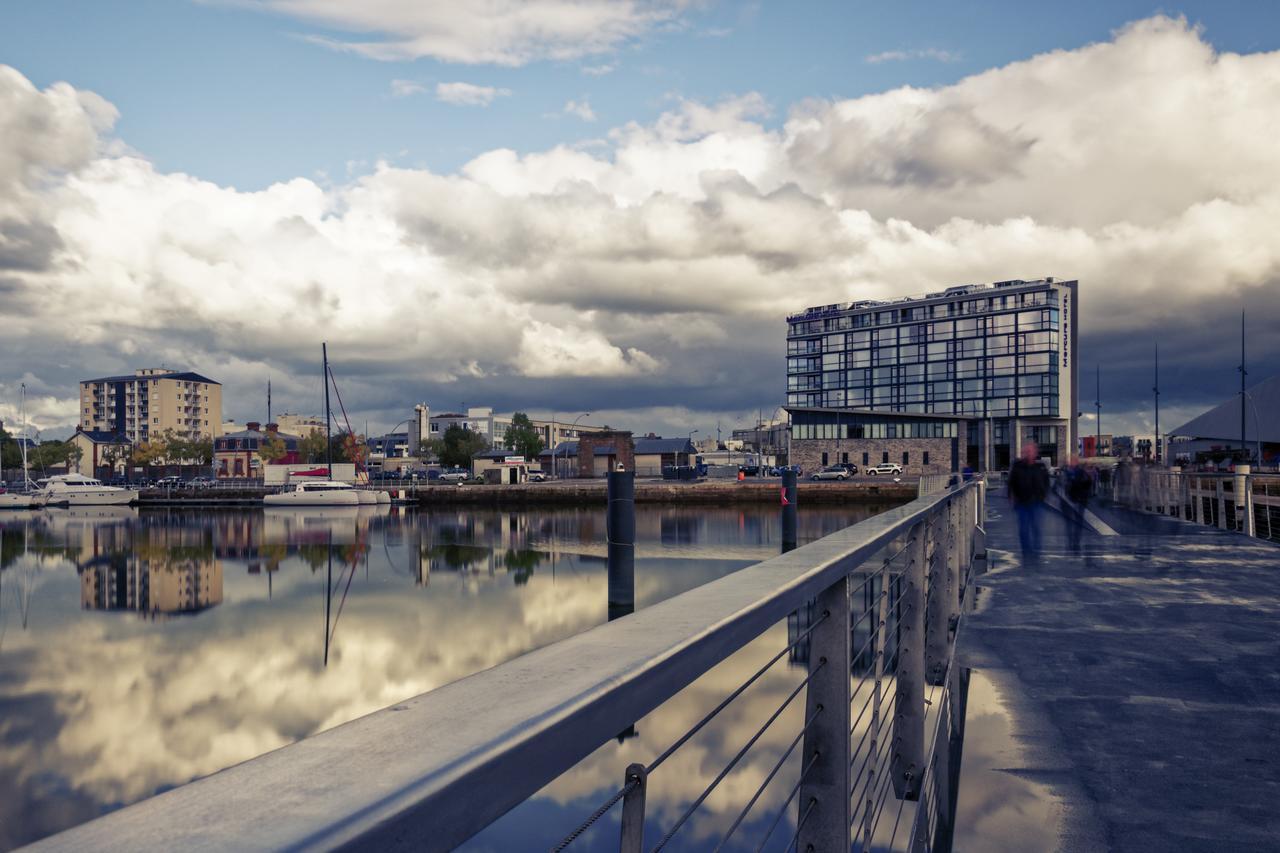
19,383,30,489
323,343,333,479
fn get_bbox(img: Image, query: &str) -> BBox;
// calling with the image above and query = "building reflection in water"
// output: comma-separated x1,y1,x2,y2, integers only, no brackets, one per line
77,525,223,617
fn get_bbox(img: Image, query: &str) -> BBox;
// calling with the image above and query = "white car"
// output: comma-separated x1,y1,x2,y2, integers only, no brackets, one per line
527,472,548,482
866,463,903,476
438,471,469,484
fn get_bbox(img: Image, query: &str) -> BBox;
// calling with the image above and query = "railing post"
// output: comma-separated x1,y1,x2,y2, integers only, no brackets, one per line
860,563,888,850
925,503,948,685
1237,467,1256,538
1216,478,1228,530
892,523,926,800
798,573,851,851
619,763,647,853
1193,477,1204,524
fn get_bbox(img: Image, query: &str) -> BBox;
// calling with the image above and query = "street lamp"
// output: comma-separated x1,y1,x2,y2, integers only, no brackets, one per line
557,412,590,479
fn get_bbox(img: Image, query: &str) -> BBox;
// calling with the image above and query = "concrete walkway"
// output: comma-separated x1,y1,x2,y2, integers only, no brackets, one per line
959,490,1280,852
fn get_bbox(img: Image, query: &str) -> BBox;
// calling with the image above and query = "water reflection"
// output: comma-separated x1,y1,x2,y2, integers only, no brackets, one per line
0,501,889,850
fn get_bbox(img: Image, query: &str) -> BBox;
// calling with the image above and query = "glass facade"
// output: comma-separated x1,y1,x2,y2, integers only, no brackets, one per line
787,285,1062,416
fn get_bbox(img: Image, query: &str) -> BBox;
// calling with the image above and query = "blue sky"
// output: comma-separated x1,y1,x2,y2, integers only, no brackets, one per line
1,1,1278,439
3,1,1278,189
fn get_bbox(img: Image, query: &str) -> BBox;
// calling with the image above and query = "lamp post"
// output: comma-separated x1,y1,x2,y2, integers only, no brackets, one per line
558,412,590,479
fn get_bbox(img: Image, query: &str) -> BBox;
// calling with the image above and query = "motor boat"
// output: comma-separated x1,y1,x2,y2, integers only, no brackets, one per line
0,490,41,509
263,479,361,506
34,474,139,506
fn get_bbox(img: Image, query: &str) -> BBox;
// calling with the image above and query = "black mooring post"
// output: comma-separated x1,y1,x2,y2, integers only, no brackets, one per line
607,469,636,621
781,468,798,552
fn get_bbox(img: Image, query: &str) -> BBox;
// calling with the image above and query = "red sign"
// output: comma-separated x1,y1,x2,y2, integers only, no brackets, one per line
780,487,789,506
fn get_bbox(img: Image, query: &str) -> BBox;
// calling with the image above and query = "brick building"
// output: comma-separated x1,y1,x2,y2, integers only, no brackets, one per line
786,408,966,475
577,431,635,478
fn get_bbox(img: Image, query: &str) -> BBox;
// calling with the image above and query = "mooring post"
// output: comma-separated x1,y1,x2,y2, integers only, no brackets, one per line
781,468,798,551
607,470,636,620
892,522,926,800
798,572,851,851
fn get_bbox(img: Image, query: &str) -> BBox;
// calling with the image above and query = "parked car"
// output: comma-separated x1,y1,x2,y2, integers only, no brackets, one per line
527,471,548,482
810,466,850,481
866,462,903,476
438,470,470,484
187,477,216,489
155,475,184,488
461,475,485,485
739,464,761,476
833,462,859,475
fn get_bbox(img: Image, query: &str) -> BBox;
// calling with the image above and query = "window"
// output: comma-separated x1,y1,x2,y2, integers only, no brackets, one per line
821,452,829,466
862,452,869,466
923,451,930,465
903,452,909,465
842,452,849,464
882,451,889,463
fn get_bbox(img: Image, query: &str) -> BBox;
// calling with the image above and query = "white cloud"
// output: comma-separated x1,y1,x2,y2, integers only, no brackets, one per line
563,98,597,122
2,16,1279,437
242,0,694,65
435,81,511,106
580,63,616,76
865,47,961,64
388,78,427,98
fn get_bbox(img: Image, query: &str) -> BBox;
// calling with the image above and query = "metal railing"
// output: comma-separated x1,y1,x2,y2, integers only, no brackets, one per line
30,481,986,853
1106,464,1280,543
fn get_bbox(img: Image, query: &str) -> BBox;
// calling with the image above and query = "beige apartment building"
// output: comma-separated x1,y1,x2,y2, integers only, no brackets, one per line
79,368,223,445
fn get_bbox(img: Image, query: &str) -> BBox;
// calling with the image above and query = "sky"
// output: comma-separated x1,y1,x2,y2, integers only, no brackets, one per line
1,0,1278,441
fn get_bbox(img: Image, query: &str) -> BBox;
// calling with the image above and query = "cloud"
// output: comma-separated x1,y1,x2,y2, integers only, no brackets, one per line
388,78,427,98
1,15,1279,440
563,98,597,122
240,0,695,65
865,47,961,64
435,81,511,106
580,63,616,76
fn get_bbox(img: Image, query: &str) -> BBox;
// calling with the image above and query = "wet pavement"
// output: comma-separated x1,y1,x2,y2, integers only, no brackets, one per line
958,492,1280,851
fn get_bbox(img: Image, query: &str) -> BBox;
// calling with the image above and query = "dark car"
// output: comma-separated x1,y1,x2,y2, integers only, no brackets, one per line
833,462,859,475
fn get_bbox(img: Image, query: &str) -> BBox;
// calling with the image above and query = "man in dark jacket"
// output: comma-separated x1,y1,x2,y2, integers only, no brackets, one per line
1009,441,1049,562
1063,455,1093,552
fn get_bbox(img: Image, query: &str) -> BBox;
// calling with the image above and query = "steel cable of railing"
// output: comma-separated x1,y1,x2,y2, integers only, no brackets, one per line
786,797,819,853
713,708,822,851
651,661,827,851
753,751,820,853
552,611,831,851
646,611,830,775
906,652,958,847
850,686,875,737
849,730,897,830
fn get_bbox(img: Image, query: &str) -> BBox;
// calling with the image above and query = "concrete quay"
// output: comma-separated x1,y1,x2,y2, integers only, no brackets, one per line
412,478,917,506
959,491,1280,851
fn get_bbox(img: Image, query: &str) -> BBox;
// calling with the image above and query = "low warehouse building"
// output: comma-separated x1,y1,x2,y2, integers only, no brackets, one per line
785,408,967,475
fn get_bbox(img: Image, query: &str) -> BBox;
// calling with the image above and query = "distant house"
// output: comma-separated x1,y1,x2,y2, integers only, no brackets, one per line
634,436,698,476
69,429,132,477
213,422,301,479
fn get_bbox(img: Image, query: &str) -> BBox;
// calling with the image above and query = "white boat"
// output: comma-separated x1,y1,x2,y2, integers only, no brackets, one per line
353,488,377,505
35,474,139,506
263,479,361,506
373,490,391,505
0,492,40,509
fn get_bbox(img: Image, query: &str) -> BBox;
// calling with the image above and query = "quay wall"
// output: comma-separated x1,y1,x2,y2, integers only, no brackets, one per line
412,480,916,506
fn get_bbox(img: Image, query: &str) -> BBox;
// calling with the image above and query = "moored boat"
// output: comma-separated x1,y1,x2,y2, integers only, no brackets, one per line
263,480,361,506
35,474,138,506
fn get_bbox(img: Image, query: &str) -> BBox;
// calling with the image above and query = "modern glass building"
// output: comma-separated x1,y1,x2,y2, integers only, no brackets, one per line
786,278,1078,468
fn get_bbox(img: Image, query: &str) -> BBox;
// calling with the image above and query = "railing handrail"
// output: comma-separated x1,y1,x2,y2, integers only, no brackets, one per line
29,482,980,853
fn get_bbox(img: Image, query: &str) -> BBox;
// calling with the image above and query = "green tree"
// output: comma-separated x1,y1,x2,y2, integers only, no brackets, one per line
504,412,544,461
439,424,489,468
417,437,444,462
258,434,287,466
299,429,328,463
131,432,170,472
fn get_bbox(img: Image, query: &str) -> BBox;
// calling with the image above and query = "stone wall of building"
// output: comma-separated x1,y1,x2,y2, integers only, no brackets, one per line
790,437,958,476
577,430,635,477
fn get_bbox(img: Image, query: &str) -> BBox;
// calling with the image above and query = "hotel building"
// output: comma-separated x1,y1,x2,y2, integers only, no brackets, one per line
79,368,223,445
786,278,1078,469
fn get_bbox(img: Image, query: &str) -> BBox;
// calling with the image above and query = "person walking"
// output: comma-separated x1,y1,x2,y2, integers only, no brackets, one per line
1009,441,1049,563
1063,455,1093,553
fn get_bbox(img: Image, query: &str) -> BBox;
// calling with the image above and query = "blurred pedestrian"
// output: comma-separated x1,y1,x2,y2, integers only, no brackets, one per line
1063,454,1093,552
1009,441,1049,563
962,463,975,482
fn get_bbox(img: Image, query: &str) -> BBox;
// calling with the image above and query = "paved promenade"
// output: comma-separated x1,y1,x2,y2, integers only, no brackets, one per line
960,489,1280,852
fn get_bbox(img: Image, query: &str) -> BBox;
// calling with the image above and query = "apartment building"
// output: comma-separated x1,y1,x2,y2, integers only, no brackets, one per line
787,278,1078,468
79,368,223,445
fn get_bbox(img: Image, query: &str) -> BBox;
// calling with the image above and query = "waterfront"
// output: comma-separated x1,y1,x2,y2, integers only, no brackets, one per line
0,501,893,850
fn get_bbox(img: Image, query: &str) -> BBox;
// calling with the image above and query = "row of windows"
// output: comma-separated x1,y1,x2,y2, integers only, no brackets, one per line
788,290,1060,336
788,333,1059,373
793,420,958,440
822,451,929,467
790,354,1059,387
786,394,1061,417
794,309,1059,352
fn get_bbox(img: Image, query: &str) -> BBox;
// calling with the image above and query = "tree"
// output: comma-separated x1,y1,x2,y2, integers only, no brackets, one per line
299,429,328,463
102,443,130,477
131,433,170,472
505,412,544,461
258,434,287,466
438,424,489,468
418,437,444,462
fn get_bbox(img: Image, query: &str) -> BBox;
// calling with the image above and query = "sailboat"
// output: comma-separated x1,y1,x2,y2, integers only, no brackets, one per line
265,343,362,507
0,384,41,509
